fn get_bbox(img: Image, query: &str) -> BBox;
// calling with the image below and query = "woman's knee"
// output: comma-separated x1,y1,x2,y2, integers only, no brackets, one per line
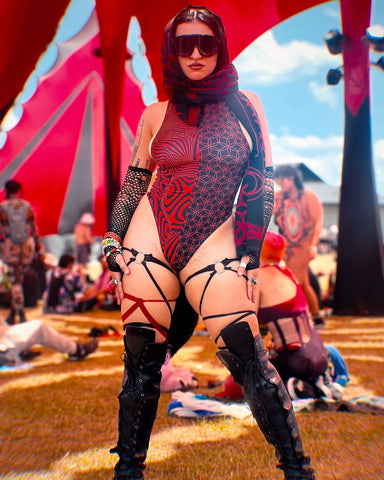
217,320,256,358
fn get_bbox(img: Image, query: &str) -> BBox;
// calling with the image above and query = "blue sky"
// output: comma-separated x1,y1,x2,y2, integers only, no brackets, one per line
3,0,383,195
234,0,384,196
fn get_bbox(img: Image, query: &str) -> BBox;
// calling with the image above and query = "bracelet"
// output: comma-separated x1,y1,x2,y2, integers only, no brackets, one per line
105,248,120,258
102,238,120,247
103,231,122,243
102,239,120,249
101,238,122,256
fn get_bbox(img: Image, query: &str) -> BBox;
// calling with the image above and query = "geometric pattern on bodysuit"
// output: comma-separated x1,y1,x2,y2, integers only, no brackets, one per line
148,101,250,272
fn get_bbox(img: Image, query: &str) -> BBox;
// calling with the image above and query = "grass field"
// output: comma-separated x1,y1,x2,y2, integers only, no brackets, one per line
1,256,383,480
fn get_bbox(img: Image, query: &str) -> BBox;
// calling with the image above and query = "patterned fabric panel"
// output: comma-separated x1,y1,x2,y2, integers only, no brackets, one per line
148,101,249,271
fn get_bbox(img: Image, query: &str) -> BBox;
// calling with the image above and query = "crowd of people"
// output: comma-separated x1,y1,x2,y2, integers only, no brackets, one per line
1,6,350,480
0,185,109,365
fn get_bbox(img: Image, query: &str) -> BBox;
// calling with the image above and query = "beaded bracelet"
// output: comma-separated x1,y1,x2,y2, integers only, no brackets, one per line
101,239,122,256
104,248,119,258
102,238,120,248
103,231,122,244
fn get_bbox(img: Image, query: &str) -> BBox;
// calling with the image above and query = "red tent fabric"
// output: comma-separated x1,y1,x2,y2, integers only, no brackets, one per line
126,0,331,100
340,0,371,115
95,0,133,184
0,0,71,121
0,13,144,236
0,0,330,128
0,0,331,235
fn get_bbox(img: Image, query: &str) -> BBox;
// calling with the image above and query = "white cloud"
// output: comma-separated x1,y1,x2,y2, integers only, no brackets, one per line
374,139,384,160
1,105,23,132
275,134,343,150
269,134,384,197
324,6,341,19
234,31,335,86
270,133,343,187
309,81,339,108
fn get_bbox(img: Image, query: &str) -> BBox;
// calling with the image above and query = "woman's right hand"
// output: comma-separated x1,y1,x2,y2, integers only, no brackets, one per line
109,253,130,305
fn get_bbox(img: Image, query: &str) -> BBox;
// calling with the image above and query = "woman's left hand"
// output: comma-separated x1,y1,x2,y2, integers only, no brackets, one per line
237,256,260,303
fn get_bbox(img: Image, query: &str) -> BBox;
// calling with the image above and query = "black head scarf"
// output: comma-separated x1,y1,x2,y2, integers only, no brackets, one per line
161,6,239,124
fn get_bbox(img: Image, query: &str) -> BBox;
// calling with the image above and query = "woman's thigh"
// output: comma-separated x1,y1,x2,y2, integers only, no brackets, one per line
120,253,181,343
185,266,259,346
121,197,181,341
180,221,259,347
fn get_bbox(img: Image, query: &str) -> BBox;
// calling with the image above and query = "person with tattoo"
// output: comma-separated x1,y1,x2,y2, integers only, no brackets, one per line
273,164,324,329
102,6,314,479
0,179,41,324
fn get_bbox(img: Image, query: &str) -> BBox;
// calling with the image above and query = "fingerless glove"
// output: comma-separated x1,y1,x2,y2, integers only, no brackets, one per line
102,166,152,272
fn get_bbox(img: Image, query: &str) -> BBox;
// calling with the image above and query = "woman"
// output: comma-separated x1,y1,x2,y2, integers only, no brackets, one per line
257,231,341,401
273,164,324,328
102,6,314,479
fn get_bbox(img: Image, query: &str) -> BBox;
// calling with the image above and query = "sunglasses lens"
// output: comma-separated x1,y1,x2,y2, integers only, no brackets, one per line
173,36,192,56
199,36,218,56
173,35,218,57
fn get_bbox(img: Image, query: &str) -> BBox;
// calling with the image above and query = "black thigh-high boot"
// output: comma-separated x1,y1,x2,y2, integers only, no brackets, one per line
217,323,314,480
111,325,168,479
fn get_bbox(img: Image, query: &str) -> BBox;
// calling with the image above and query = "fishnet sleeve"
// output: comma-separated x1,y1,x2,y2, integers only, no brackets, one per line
247,167,274,270
102,166,152,271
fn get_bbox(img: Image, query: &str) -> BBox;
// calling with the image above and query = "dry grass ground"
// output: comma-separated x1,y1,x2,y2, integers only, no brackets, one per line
0,255,383,480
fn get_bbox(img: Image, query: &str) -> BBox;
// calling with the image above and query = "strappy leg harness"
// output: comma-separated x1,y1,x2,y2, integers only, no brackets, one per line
112,247,179,479
185,257,255,344
114,251,314,479
185,257,314,479
121,247,179,339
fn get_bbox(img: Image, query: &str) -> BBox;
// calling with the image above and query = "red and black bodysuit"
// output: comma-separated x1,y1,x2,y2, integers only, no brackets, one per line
148,101,250,272
105,45,273,338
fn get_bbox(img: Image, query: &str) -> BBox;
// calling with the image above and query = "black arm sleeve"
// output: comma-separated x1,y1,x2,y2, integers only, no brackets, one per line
247,166,274,270
103,166,152,271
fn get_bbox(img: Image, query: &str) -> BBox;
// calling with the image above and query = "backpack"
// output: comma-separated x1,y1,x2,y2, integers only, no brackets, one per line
1,200,31,245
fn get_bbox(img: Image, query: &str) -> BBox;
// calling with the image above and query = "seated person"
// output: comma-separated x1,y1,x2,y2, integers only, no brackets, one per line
257,231,342,400
218,232,343,401
0,316,98,365
44,254,97,314
86,256,118,311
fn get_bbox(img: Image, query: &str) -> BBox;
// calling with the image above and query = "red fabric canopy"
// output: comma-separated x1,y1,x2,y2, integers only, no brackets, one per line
0,0,331,235
130,0,330,100
0,0,71,121
0,0,330,129
0,14,143,236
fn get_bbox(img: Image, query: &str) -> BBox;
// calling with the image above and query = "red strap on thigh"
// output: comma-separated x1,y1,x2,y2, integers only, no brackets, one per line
122,292,177,338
